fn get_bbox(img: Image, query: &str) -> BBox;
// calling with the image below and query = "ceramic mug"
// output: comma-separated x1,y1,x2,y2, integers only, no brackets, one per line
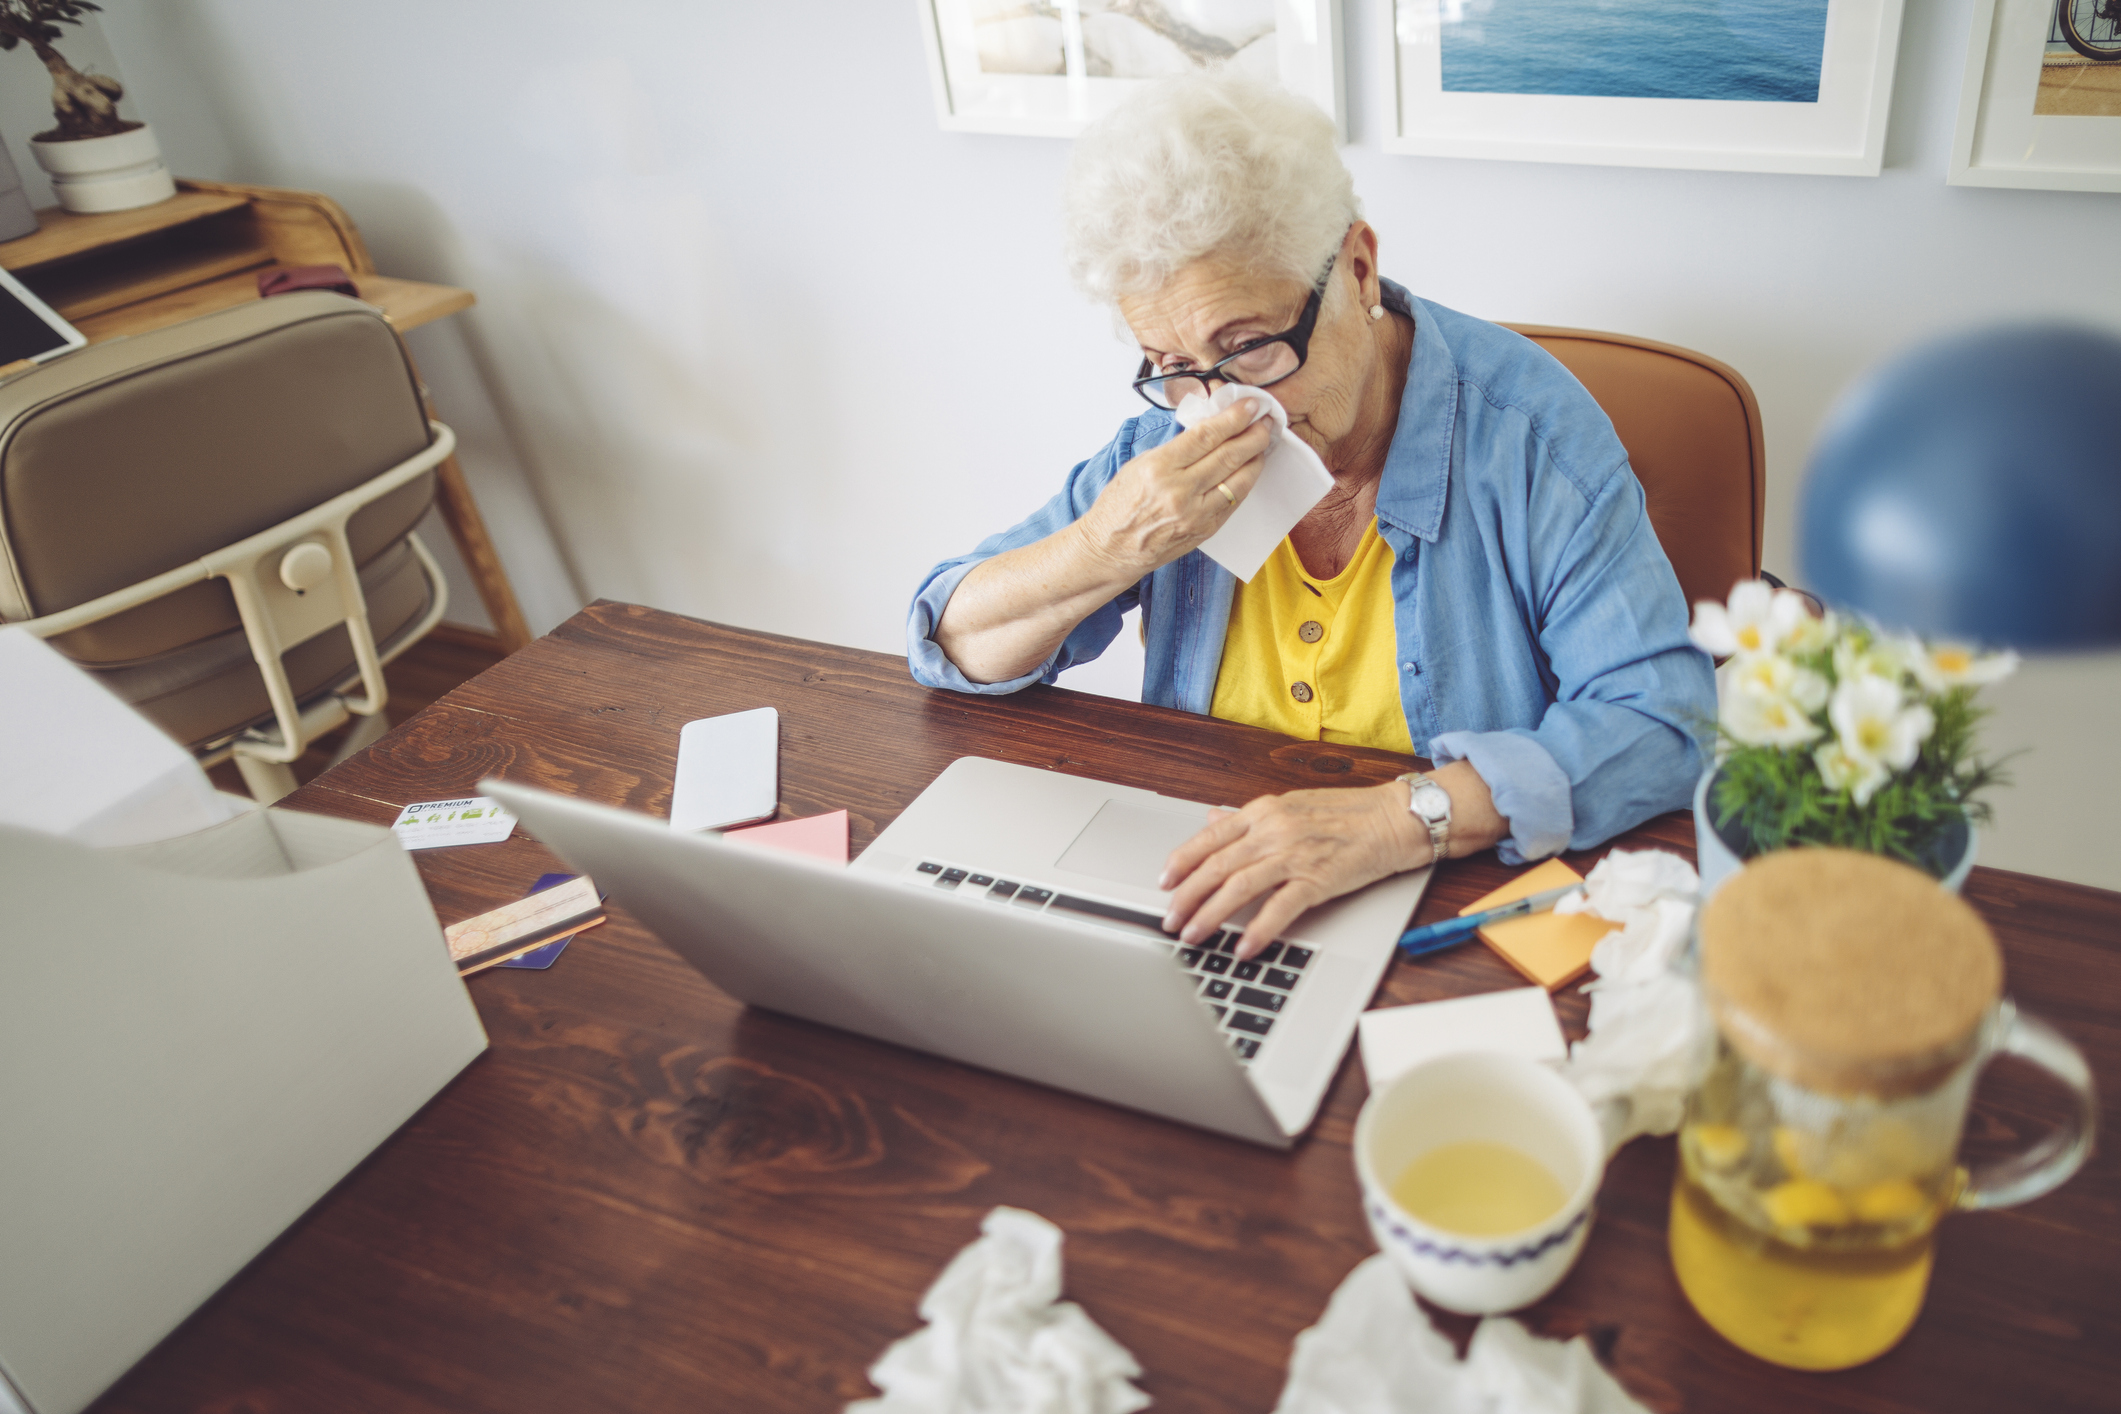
1354,1051,1606,1314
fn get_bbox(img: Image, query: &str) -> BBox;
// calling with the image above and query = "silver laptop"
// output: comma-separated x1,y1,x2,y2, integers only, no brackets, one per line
481,757,1428,1147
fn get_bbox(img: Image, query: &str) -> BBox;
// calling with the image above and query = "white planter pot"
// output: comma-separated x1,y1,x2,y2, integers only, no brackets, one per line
29,124,175,214
1693,766,1976,900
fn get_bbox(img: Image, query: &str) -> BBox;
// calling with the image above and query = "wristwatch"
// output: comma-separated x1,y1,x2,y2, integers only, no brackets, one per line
1396,771,1451,863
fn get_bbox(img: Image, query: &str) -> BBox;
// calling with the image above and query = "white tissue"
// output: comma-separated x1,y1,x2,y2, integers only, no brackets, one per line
847,1206,1150,1414
1172,383,1335,582
1460,1318,1652,1414
1554,849,1699,935
1557,849,1712,1151
1274,1255,1650,1414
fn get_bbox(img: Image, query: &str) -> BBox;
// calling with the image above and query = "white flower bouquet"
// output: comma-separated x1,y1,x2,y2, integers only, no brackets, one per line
1690,581,2016,876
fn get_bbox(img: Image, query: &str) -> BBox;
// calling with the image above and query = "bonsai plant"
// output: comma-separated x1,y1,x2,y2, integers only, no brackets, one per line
0,0,174,212
1689,579,2015,893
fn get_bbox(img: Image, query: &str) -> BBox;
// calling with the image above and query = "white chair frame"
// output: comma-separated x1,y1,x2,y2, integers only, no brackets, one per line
18,422,458,803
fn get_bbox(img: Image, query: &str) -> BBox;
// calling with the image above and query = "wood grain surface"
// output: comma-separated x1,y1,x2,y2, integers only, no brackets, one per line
0,190,251,272
89,603,2121,1414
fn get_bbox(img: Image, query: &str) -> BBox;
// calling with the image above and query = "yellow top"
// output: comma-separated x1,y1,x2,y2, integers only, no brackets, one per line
1210,519,1415,755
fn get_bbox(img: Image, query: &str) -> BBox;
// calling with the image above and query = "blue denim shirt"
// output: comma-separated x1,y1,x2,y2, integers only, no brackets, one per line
906,285,1715,863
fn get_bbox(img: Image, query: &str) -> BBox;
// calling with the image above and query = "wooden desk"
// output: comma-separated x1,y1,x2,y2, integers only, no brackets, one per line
91,604,2121,1414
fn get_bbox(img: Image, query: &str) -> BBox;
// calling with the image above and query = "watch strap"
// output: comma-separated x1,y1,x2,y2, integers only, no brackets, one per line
1396,771,1450,863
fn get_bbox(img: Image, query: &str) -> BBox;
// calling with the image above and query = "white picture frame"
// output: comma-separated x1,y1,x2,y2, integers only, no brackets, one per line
1949,0,2121,192
917,0,1345,139
1383,0,1904,176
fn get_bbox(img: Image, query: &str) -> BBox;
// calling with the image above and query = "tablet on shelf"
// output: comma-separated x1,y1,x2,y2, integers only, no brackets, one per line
0,263,86,369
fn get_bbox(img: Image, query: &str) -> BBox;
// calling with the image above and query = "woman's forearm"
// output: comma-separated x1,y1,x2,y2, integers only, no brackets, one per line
932,522,1144,684
1424,759,1507,861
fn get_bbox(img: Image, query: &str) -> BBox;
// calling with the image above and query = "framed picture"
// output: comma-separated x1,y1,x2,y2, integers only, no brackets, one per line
1383,0,1905,176
916,0,1344,139
1949,0,2121,192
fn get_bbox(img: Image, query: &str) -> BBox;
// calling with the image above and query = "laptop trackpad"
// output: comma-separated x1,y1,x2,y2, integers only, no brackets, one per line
1055,799,1210,890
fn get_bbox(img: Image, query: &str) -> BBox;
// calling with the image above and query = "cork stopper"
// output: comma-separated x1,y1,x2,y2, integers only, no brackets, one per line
1699,848,2002,1097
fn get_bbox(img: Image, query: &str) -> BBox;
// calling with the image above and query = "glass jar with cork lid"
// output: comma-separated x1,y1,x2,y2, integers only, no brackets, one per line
1670,849,2097,1371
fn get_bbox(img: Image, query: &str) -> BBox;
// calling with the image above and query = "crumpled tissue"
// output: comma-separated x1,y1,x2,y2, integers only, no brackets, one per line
1275,1255,1650,1414
1172,383,1335,582
1555,848,1711,1151
847,1206,1150,1414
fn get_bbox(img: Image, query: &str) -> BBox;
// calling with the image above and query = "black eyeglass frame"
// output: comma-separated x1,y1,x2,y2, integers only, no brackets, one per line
1130,253,1340,411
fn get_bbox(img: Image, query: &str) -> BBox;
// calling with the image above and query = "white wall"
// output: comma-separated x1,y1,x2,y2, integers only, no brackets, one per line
11,1,2114,888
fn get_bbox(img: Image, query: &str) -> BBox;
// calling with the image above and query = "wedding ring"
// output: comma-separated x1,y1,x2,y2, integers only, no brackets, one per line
1215,481,1235,505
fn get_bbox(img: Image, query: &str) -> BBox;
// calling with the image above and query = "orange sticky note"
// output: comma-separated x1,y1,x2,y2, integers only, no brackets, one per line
1459,858,1617,991
723,809,849,864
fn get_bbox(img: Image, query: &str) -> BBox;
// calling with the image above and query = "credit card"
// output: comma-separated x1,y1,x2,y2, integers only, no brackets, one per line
499,873,591,969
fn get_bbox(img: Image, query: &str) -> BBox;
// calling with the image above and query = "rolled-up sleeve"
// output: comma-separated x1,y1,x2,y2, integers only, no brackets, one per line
1428,729,1574,863
1432,467,1715,866
906,558,1054,694
907,415,1169,694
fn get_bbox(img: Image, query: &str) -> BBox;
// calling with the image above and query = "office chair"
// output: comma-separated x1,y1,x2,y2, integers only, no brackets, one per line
1505,325,1765,610
0,291,453,804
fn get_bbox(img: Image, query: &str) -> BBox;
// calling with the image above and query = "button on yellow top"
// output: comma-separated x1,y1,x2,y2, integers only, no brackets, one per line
1211,519,1414,755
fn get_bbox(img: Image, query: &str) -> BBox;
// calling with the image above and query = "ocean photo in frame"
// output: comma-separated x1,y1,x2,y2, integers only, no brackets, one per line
917,0,1345,138
1385,0,1905,175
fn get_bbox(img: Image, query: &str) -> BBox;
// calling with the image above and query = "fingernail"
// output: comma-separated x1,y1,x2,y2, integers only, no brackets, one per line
1156,870,1172,889
1162,911,1179,931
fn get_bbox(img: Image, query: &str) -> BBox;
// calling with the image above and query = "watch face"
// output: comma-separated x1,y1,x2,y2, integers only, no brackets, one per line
1412,782,1450,822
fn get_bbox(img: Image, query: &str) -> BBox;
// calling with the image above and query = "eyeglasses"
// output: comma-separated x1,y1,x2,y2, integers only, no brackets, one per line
1131,253,1338,411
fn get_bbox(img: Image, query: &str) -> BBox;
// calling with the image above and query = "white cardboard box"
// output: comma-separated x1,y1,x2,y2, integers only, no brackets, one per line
0,806,488,1414
0,627,235,847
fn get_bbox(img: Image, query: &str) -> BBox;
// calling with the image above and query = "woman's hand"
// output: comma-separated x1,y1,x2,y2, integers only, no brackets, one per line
1075,401,1272,580
1159,783,1430,959
934,402,1270,684
1158,763,1509,958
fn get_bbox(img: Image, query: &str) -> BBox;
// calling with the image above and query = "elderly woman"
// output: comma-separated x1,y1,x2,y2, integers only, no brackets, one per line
906,74,1714,959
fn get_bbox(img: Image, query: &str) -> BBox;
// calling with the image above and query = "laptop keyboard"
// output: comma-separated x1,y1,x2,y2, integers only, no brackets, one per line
910,859,1314,1064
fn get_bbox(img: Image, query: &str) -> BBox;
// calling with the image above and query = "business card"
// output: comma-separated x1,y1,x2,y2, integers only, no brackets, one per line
390,796,517,850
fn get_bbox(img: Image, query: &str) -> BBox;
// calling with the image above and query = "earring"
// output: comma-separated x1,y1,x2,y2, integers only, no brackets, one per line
1369,304,1385,321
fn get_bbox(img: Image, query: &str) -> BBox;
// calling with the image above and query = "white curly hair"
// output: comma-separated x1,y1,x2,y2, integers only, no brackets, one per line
1062,72,1359,306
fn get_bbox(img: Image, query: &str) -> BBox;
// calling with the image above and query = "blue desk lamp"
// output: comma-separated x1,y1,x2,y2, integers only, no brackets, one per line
1800,323,2121,648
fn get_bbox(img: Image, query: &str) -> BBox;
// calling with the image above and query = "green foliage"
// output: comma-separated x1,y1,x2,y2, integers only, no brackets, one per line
0,1,103,52
1710,631,2011,877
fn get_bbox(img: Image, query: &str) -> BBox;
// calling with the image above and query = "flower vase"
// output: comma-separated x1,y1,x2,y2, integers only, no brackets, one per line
1692,766,1976,900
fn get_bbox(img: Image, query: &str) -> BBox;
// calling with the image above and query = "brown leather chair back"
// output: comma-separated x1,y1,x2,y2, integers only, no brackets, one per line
0,293,438,749
1505,324,1764,609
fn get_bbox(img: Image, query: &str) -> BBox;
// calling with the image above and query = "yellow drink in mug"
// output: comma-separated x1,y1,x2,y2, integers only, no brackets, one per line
1355,1052,1605,1315
1391,1140,1569,1236
1677,852,2096,1371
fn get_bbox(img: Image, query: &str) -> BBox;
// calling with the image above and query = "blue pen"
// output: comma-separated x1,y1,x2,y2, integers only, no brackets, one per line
1396,882,1583,959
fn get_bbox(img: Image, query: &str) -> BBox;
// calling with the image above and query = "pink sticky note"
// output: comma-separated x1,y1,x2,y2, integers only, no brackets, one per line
722,810,849,864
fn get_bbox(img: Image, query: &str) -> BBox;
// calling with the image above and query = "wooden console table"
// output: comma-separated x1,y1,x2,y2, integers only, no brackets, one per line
0,179,532,653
